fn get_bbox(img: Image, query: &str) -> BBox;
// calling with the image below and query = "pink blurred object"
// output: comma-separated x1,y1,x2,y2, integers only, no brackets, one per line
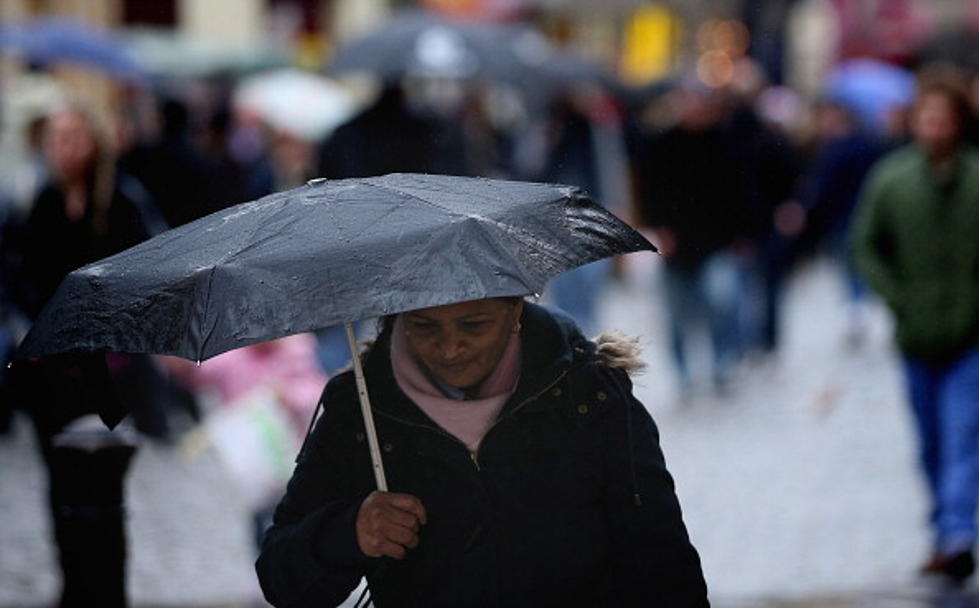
185,334,327,435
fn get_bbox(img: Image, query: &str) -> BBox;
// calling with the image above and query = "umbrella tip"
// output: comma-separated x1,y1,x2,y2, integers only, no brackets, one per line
306,178,327,186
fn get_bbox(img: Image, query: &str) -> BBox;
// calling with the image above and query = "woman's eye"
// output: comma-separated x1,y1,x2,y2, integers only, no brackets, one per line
460,321,488,332
409,322,437,333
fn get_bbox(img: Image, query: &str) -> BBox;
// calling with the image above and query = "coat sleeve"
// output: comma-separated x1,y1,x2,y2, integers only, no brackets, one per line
851,163,903,311
598,366,710,606
255,374,378,607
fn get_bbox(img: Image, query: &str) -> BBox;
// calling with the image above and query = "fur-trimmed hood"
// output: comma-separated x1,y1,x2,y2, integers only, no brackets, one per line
593,330,646,376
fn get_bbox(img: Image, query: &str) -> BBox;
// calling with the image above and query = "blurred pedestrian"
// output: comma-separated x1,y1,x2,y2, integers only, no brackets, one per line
852,80,979,584
317,84,440,179
167,334,325,548
7,102,164,607
635,82,748,397
724,79,803,357
531,90,613,336
118,97,218,227
797,100,888,347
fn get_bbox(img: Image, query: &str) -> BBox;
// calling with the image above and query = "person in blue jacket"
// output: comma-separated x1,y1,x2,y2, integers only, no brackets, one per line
256,297,708,607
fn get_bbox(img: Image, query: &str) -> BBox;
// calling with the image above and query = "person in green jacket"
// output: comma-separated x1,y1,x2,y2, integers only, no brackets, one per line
852,79,979,584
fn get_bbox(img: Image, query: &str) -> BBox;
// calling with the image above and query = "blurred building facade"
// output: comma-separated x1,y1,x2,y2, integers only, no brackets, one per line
2,0,978,106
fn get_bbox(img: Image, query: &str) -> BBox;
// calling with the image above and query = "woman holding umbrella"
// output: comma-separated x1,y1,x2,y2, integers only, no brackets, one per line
12,170,706,606
256,296,708,606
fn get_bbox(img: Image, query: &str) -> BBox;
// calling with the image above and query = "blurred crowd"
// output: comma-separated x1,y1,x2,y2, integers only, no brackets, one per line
1,5,979,606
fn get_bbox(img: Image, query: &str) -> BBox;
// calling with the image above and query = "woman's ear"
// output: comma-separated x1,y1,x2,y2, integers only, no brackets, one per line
510,299,524,326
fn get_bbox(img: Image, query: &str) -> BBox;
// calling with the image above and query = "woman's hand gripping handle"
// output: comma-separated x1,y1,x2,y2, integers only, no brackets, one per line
356,491,427,560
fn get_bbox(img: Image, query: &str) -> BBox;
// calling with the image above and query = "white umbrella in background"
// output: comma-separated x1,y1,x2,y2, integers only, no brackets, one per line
233,69,369,142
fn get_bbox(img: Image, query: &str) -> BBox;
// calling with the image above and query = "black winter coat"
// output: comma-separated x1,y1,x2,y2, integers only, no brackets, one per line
636,124,748,270
256,304,708,607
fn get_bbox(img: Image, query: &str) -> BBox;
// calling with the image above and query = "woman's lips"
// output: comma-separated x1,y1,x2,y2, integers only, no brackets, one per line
436,360,470,373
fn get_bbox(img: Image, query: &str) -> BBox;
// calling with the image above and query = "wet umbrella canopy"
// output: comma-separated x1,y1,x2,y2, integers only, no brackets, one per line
18,174,653,363
17,173,653,490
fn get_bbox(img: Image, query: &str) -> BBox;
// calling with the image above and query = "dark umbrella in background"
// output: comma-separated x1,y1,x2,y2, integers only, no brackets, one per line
327,10,523,83
17,173,655,489
0,16,144,82
505,25,628,104
326,10,625,111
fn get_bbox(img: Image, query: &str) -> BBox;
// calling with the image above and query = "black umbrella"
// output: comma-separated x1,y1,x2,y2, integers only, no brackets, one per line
17,173,654,488
327,11,628,112
328,11,514,81
327,10,566,108
505,26,629,104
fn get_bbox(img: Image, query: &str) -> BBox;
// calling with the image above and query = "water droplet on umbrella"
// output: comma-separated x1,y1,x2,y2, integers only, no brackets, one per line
6,362,11,369
196,360,201,367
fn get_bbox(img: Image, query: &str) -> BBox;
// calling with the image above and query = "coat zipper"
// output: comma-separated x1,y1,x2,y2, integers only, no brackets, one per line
471,368,569,465
374,368,569,473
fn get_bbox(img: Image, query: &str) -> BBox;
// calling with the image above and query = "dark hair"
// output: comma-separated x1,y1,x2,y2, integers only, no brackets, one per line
377,314,397,337
914,78,971,132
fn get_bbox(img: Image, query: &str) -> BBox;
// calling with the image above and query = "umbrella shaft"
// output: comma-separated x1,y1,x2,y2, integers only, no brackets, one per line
345,323,388,491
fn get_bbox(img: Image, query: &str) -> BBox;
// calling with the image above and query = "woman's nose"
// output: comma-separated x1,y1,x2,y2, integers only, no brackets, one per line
437,332,464,360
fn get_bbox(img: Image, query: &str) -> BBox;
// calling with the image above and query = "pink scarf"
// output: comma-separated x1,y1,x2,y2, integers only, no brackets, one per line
390,316,521,451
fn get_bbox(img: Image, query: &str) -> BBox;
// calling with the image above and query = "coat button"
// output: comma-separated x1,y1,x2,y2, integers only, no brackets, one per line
577,404,589,414
383,443,394,453
551,387,562,397
596,391,608,401
355,432,365,442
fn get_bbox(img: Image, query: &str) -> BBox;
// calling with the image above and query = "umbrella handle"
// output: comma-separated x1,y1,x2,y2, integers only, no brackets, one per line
345,322,388,491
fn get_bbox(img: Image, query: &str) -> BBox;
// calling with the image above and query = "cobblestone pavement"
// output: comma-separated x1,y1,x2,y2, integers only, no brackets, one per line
1,254,976,607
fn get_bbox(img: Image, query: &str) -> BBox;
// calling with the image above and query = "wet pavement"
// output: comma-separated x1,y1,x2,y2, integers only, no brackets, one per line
1,254,977,607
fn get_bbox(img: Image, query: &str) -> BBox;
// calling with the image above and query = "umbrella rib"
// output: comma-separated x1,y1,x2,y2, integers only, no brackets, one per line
470,217,543,291
362,178,520,223
362,180,467,217
196,265,218,361
364,178,579,268
217,194,293,263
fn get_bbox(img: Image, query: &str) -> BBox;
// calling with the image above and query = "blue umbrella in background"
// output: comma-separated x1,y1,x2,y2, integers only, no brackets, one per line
826,58,916,133
0,16,144,81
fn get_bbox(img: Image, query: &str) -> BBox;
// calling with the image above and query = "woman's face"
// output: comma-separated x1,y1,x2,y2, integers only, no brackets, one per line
402,298,523,390
44,110,97,182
